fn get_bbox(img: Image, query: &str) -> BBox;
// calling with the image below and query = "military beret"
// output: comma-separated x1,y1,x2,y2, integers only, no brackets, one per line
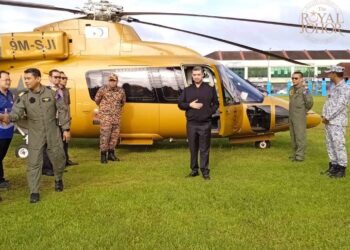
324,65,345,73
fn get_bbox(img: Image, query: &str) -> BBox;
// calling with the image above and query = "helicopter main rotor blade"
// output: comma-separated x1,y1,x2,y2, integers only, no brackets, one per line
122,12,350,34
0,0,85,14
125,17,308,66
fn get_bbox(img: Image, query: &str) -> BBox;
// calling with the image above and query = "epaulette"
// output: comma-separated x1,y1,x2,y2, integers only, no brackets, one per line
18,90,28,97
46,85,59,91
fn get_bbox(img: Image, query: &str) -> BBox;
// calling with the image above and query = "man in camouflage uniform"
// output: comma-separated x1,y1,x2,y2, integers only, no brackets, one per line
95,73,126,163
289,71,313,162
322,66,350,178
0,68,70,203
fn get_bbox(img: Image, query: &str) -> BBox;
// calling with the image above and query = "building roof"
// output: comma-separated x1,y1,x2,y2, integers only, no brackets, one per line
206,50,350,61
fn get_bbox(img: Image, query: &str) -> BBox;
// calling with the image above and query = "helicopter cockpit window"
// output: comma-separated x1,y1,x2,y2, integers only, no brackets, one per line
218,65,264,103
86,68,155,103
217,65,240,105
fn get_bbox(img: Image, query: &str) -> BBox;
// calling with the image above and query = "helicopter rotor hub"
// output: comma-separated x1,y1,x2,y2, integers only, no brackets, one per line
80,0,124,22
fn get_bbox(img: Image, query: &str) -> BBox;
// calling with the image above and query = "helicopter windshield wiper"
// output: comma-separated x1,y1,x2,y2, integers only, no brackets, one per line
122,12,350,34
125,17,308,66
0,0,85,14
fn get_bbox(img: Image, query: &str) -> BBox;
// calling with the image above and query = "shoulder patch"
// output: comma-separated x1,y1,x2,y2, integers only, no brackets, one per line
18,90,28,97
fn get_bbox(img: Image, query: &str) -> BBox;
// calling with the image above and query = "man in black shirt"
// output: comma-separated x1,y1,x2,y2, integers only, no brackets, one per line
178,66,219,180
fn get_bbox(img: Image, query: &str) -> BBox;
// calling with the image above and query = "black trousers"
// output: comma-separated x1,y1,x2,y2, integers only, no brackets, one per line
42,128,69,171
0,138,12,182
187,121,211,175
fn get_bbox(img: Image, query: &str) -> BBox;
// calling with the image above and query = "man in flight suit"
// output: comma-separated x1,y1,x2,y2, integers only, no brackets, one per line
60,71,78,166
95,73,126,163
178,66,219,180
0,68,71,203
288,71,313,162
42,69,63,176
322,66,350,178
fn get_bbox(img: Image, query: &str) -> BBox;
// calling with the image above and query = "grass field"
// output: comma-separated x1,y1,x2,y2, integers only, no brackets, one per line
1,96,350,249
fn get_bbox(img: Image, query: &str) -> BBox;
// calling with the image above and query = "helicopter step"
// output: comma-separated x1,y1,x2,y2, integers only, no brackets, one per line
229,133,274,149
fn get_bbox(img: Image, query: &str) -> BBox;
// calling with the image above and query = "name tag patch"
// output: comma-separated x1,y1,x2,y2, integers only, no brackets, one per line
42,97,51,102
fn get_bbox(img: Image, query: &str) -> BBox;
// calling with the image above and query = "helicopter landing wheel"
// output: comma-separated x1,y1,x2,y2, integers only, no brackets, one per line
15,144,29,159
255,140,270,149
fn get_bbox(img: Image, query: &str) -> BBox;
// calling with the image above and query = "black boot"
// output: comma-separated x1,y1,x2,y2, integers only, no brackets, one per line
101,151,108,164
321,162,337,175
30,193,40,203
108,150,119,161
330,165,346,178
55,180,64,192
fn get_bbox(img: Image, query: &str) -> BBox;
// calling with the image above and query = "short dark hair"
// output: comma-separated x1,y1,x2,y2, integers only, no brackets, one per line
60,71,65,74
24,68,41,78
292,71,304,78
335,72,344,78
49,69,60,76
0,71,9,78
192,66,204,73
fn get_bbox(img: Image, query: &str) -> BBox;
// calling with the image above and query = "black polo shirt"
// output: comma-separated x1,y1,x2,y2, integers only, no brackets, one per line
178,83,219,123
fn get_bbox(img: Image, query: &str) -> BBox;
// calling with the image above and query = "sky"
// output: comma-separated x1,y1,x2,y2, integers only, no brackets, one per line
0,0,349,56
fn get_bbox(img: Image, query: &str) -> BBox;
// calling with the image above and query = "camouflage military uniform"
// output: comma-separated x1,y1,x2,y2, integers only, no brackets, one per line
289,85,313,161
95,85,126,151
10,85,70,194
322,80,350,167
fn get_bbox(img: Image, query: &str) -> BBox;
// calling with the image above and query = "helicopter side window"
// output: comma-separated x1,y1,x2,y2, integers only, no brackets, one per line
86,69,156,103
156,67,185,103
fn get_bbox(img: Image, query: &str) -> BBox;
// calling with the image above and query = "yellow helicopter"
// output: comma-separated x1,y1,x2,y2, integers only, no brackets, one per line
0,0,322,152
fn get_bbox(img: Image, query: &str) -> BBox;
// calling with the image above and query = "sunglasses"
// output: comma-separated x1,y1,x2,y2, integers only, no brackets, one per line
109,79,117,82
53,76,61,79
291,77,299,80
61,77,68,80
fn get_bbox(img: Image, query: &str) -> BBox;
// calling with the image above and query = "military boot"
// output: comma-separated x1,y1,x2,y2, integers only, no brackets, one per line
30,193,40,203
330,165,346,178
108,150,120,161
101,151,108,164
55,180,64,192
321,162,337,175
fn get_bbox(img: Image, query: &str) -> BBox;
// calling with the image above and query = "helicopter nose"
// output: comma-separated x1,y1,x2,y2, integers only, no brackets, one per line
306,111,322,128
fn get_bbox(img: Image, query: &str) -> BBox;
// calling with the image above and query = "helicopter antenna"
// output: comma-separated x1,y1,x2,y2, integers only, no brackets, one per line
124,17,308,66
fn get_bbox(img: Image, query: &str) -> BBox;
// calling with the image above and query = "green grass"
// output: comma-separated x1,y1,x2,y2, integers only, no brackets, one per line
1,96,350,249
